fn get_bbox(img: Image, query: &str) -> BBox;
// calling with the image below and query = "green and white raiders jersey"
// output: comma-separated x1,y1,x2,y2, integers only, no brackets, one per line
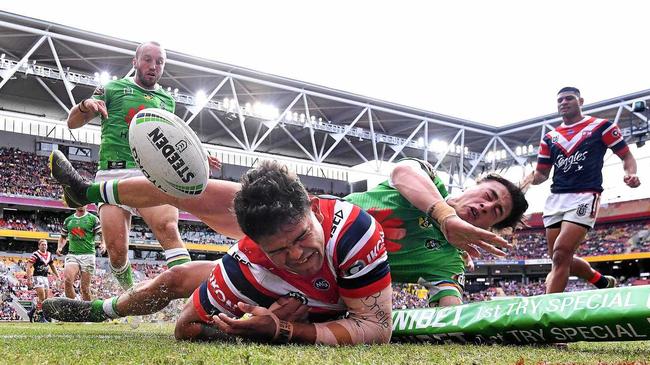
345,158,465,284
92,77,175,170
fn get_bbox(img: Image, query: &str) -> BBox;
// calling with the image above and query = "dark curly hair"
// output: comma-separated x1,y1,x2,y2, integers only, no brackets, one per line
234,160,311,241
477,173,529,230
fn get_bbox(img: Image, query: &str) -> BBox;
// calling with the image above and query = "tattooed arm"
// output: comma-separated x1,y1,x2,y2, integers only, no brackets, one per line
312,285,393,345
208,285,393,345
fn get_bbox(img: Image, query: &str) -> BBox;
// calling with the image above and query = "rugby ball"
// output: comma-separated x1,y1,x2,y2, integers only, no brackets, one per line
129,108,209,198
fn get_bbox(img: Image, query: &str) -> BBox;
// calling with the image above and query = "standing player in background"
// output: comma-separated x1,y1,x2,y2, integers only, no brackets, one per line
522,87,640,293
62,41,191,290
57,205,103,301
346,158,528,306
25,239,58,321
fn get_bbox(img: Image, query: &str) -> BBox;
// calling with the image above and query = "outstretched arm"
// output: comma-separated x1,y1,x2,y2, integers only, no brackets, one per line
208,285,393,345
391,160,510,257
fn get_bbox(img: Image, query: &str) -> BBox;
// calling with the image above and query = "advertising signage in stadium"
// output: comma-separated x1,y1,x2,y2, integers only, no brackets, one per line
392,286,650,344
474,259,525,266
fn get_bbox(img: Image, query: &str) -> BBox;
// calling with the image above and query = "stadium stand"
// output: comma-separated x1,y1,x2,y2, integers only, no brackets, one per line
1,147,649,320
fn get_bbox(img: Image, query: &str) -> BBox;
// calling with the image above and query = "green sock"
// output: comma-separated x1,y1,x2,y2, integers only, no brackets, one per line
112,261,134,290
90,299,108,321
87,180,121,205
165,248,191,268
86,183,104,203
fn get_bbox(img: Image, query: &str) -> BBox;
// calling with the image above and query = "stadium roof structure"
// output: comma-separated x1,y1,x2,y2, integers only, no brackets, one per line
0,11,648,187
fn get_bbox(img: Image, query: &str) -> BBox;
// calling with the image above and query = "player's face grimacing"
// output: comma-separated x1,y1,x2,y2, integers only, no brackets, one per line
257,201,326,277
451,180,513,229
557,91,582,119
133,43,166,88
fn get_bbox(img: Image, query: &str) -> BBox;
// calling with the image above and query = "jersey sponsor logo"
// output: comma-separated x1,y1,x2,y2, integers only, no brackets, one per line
418,217,432,229
70,227,86,238
576,203,589,217
147,127,196,183
143,94,153,100
122,87,134,95
346,260,365,276
555,150,588,173
231,251,250,266
424,239,442,251
330,209,345,238
552,136,559,143
107,160,126,169
366,240,385,263
313,278,330,291
207,272,237,311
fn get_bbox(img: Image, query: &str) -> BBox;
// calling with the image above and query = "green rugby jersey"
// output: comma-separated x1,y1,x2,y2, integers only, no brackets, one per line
92,77,175,170
62,212,101,255
345,159,465,284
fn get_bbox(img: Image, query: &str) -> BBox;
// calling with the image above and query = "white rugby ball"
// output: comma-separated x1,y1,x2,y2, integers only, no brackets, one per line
129,108,209,198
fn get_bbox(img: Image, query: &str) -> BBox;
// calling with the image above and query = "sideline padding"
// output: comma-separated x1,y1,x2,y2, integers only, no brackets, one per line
392,286,650,344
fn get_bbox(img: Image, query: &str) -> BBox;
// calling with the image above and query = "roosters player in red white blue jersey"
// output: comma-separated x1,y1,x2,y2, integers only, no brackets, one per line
523,87,640,294
45,161,392,345
187,195,391,344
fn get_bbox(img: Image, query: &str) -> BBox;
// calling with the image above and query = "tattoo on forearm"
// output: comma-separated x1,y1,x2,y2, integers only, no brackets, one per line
360,292,390,329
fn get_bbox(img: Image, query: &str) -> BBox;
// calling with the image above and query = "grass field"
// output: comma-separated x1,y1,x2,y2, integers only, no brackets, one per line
1,322,650,364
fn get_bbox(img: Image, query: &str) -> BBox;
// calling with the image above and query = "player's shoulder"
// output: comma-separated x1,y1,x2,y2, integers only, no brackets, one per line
327,199,382,260
397,157,435,175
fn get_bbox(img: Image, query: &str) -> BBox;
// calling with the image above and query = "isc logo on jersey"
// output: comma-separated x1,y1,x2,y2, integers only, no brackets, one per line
128,108,209,198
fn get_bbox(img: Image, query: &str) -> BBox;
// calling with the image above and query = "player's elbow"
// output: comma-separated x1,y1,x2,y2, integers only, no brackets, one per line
390,164,417,187
174,321,195,341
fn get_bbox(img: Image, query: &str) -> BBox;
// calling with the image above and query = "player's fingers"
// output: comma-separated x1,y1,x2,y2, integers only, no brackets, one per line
474,240,507,257
292,305,310,322
463,244,481,258
212,315,240,335
238,302,272,317
476,230,511,248
215,313,240,327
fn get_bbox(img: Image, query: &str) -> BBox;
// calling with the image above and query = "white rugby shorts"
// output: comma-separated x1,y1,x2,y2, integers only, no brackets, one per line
32,276,49,289
94,168,143,216
65,254,96,274
543,192,600,229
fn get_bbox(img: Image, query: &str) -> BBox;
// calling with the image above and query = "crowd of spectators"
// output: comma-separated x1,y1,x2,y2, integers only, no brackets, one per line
0,147,345,200
0,301,19,320
0,255,185,322
483,220,650,261
1,252,645,322
0,147,95,199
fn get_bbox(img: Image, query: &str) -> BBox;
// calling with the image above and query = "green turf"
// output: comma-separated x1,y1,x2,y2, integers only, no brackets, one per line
1,322,649,364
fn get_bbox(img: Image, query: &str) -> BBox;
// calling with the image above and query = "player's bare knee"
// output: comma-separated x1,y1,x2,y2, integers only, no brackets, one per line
551,248,572,267
158,265,188,297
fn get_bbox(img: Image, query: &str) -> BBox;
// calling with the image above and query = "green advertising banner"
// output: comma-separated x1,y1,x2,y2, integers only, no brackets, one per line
391,286,650,344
